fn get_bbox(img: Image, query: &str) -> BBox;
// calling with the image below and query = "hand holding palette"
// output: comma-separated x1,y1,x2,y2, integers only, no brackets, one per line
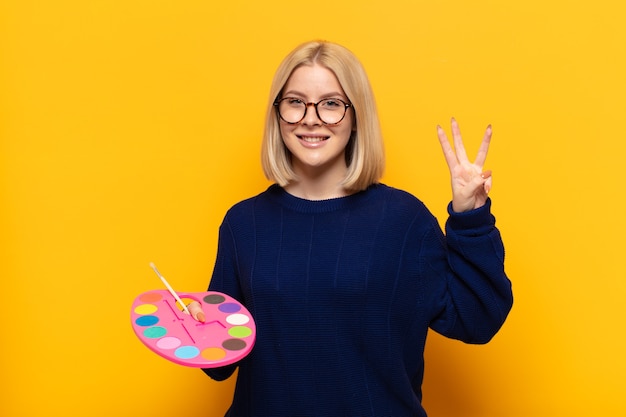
130,264,256,368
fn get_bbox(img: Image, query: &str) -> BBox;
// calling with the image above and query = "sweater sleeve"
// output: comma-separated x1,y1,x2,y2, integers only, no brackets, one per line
201,217,241,381
427,198,513,344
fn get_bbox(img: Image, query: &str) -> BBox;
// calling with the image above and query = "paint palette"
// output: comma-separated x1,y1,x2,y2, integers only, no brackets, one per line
131,290,256,367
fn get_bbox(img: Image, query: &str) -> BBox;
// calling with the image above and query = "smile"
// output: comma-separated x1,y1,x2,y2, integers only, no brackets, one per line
297,135,330,143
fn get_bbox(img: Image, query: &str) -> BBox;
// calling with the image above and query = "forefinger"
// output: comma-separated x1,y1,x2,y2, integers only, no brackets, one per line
437,125,458,170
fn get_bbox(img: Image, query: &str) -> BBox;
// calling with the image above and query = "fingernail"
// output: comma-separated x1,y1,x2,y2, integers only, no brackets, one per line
197,312,205,322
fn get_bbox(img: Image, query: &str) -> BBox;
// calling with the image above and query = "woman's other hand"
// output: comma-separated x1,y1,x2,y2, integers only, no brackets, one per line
186,300,206,322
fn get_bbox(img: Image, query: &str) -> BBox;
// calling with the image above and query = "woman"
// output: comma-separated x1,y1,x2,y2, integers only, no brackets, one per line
188,40,513,416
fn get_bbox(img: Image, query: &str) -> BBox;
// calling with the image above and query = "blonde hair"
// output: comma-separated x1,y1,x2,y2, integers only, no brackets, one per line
261,40,385,192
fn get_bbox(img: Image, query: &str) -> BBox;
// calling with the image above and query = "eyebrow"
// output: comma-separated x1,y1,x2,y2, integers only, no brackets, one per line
282,90,348,101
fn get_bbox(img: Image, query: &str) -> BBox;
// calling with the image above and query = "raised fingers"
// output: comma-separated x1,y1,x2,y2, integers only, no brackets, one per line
450,118,469,163
437,124,458,171
474,124,492,167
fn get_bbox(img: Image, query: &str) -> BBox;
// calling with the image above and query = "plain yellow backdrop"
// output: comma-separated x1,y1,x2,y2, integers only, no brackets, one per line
1,0,625,416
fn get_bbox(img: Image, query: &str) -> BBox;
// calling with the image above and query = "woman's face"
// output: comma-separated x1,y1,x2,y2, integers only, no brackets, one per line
279,64,354,178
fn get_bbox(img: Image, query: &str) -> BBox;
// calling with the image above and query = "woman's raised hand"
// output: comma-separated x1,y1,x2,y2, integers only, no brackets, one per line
437,118,493,212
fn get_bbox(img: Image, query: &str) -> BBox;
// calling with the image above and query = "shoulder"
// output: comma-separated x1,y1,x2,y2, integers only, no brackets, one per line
360,184,438,232
221,184,282,221
373,183,429,213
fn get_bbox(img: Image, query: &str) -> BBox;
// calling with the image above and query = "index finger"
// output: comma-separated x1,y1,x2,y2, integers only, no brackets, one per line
437,125,458,171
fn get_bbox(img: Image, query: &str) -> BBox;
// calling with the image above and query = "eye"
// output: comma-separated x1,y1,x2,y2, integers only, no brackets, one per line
320,99,344,109
284,97,305,107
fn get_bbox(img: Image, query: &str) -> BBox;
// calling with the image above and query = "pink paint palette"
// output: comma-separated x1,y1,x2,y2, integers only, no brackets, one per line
131,290,256,367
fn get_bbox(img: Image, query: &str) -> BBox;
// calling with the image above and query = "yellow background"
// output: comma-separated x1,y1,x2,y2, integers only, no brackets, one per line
1,0,624,416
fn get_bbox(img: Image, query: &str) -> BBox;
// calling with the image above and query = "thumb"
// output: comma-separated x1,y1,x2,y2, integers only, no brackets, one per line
482,171,493,195
186,300,206,322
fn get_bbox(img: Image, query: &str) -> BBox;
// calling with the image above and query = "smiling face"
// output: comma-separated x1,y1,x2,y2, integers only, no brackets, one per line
279,64,354,180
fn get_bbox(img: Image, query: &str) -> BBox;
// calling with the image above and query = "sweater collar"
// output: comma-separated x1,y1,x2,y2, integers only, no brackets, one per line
266,183,381,214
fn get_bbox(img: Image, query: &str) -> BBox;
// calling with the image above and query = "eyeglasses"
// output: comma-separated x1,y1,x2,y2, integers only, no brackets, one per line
274,97,352,125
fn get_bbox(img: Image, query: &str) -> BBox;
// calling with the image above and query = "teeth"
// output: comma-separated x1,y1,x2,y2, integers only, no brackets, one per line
299,136,328,143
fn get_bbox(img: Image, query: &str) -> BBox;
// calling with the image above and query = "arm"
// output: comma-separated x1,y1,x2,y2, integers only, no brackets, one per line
428,119,512,342
427,200,512,343
188,218,242,380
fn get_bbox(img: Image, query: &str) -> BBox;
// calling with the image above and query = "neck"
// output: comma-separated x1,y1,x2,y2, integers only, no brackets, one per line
285,153,354,200
285,182,352,201
285,165,352,201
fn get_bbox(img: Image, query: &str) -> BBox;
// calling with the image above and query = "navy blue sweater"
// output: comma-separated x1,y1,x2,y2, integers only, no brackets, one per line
203,184,512,416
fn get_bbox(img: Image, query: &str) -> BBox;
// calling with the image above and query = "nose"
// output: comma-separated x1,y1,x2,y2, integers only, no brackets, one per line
301,102,322,126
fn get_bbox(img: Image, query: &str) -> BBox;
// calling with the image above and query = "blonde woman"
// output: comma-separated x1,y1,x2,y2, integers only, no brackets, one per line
189,40,512,417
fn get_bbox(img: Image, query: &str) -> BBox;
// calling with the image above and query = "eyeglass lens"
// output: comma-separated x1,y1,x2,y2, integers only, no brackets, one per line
276,98,349,125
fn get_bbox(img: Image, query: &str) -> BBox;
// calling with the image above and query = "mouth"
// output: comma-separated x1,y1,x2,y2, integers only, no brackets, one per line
297,134,330,143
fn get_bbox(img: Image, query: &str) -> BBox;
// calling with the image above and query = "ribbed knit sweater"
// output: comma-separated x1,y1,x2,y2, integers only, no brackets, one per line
203,183,513,417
